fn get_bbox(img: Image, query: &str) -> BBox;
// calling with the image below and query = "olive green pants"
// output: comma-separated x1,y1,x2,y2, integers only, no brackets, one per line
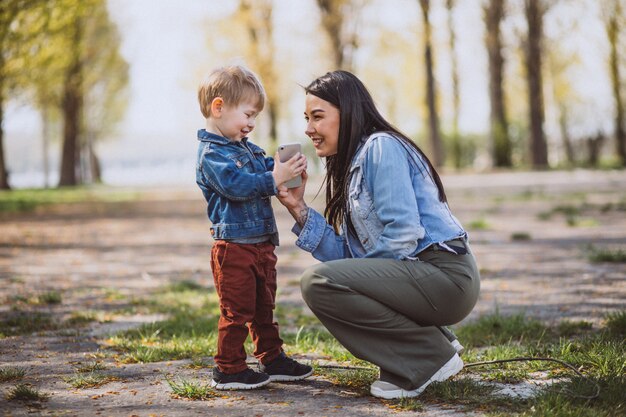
300,241,480,390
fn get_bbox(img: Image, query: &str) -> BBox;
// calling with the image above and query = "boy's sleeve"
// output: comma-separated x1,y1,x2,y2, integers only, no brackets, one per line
200,150,276,201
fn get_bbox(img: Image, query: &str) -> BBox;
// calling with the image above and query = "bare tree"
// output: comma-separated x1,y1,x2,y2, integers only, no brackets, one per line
605,0,626,166
239,0,279,144
484,0,511,167
419,0,444,167
59,15,83,186
446,0,462,168
315,0,360,71
524,0,548,168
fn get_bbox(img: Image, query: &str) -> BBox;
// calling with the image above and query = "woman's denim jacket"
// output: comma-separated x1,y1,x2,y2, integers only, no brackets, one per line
292,133,466,261
196,129,278,240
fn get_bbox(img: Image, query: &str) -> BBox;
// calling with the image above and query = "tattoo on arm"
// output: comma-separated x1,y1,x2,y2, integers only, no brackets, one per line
296,206,309,227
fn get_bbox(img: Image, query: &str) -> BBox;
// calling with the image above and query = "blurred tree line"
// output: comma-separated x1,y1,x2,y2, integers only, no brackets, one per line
1,0,624,190
0,0,128,189
208,0,626,173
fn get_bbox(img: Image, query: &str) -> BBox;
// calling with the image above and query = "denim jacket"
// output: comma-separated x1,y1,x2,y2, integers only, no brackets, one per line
292,132,465,261
196,129,278,240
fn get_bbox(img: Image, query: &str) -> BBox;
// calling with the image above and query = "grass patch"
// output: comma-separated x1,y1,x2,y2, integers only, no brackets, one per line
557,320,593,337
166,377,217,400
511,232,532,241
37,291,62,305
313,365,377,395
430,316,626,416
586,245,626,263
63,372,120,389
0,311,59,338
0,187,140,213
65,310,111,327
604,310,626,336
74,361,107,373
106,283,221,363
0,367,26,382
455,311,548,347
5,384,48,402
468,218,490,230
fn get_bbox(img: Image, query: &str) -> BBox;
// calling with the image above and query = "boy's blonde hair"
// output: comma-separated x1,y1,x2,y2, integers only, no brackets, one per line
198,65,266,118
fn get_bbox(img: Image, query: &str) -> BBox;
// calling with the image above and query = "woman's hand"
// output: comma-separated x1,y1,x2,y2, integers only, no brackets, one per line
277,171,310,226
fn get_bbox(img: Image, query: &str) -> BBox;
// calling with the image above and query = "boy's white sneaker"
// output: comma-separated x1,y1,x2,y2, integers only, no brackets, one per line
370,353,464,400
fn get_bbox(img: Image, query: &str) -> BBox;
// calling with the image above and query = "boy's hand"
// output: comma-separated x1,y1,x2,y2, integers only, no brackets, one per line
272,151,307,187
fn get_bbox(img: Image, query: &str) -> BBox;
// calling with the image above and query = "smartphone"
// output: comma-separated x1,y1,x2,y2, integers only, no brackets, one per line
278,143,303,188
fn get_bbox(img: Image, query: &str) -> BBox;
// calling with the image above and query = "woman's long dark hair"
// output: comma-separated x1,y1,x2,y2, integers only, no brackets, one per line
305,70,447,233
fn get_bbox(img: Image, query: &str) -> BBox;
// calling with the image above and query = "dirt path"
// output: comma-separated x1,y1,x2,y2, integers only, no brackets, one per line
1,169,625,416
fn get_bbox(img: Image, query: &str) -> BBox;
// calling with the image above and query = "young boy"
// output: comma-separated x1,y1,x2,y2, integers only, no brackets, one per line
195,65,312,390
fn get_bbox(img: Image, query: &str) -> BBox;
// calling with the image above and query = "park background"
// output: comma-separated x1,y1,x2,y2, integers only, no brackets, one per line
2,0,625,189
1,1,625,416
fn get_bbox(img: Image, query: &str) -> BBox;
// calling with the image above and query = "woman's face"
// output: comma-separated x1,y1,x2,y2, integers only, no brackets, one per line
304,94,340,157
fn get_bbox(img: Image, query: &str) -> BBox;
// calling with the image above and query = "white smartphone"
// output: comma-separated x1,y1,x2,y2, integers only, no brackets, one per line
277,143,303,188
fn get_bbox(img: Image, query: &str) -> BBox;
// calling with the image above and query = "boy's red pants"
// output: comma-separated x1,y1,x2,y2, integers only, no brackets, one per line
210,240,283,374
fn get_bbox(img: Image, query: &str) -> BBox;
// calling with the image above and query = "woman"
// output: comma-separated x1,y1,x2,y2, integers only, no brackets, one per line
277,70,480,399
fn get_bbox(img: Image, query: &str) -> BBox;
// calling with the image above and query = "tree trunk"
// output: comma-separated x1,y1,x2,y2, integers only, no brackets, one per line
558,104,575,165
316,0,358,71
446,0,461,169
59,19,83,187
607,3,626,167
41,106,50,188
525,0,548,168
420,0,444,167
484,0,511,168
0,83,10,190
587,132,605,167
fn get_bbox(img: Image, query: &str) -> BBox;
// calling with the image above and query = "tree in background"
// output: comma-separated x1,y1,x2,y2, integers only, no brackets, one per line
524,0,549,168
418,0,444,167
604,0,626,167
446,0,462,169
237,0,279,145
54,0,127,186
315,0,361,71
484,0,512,168
80,0,129,183
0,0,44,189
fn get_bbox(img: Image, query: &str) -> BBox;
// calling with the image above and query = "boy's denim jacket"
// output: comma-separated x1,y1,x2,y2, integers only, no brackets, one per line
292,132,466,261
196,129,278,240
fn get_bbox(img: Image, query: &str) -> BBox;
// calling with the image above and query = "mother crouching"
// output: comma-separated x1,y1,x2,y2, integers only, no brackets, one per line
276,70,480,399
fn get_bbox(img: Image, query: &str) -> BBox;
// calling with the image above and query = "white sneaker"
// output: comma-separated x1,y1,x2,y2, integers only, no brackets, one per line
451,339,465,355
370,353,464,400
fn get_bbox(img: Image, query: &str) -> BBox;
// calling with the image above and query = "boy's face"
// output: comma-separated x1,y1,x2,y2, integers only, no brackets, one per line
214,100,260,142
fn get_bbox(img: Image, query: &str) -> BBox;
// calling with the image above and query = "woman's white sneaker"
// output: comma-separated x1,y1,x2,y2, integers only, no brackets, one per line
370,353,464,400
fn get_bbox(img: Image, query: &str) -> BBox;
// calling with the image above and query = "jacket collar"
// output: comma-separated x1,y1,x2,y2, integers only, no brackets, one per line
197,129,265,154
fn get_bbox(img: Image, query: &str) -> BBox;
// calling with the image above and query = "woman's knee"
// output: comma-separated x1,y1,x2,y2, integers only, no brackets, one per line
300,263,332,305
